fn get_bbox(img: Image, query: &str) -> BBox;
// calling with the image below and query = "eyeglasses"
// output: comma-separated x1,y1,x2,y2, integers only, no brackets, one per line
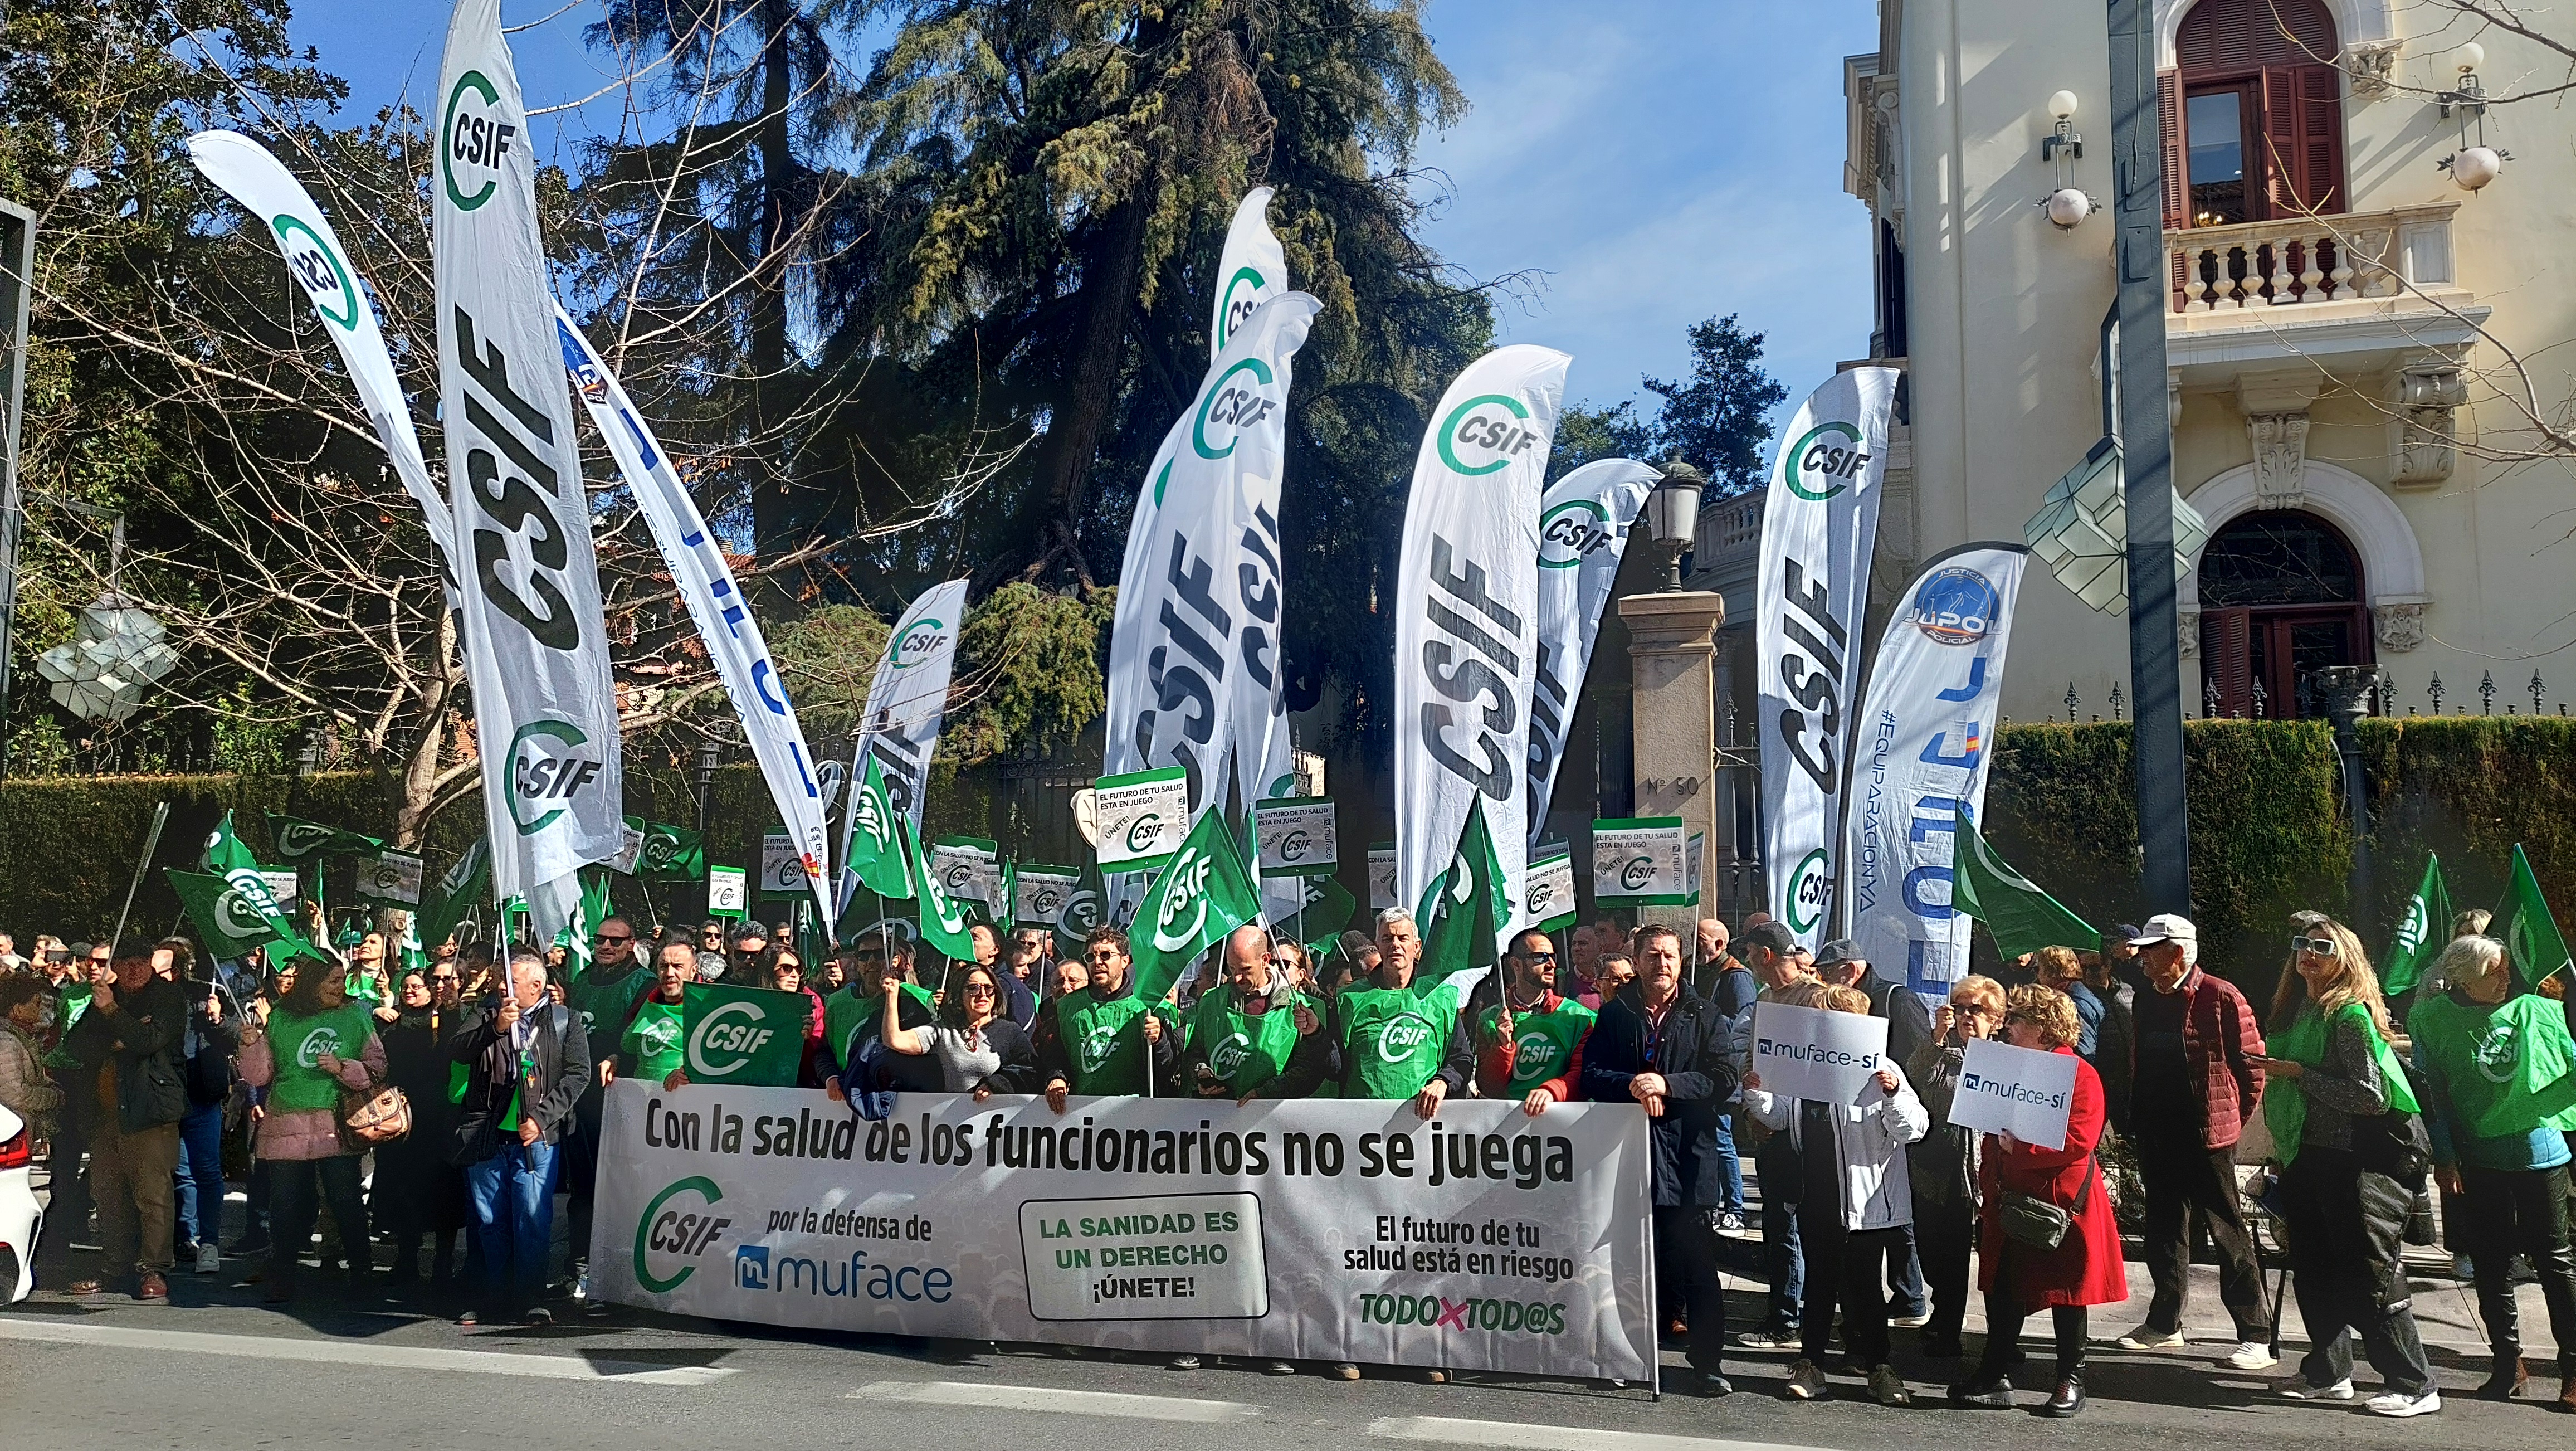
2291,935,2340,958
1956,1005,1998,1020
431,973,460,983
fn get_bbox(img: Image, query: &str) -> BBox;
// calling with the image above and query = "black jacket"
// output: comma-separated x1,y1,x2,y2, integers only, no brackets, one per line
180,982,244,1108
61,975,191,1134
447,998,589,1164
1580,979,1742,1207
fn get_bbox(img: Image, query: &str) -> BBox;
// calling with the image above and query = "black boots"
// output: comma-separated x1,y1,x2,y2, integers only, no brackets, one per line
2041,1371,2086,1418
2479,1353,2529,1401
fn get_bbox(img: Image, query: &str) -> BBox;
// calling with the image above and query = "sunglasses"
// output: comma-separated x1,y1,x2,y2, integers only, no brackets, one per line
431,974,460,983
963,985,996,997
2291,935,2340,957
1523,950,1557,962
595,933,632,945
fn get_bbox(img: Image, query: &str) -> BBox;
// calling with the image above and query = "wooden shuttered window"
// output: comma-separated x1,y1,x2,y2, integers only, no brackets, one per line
2261,63,2344,216
2159,70,2186,231
2201,607,2254,718
2170,0,2345,226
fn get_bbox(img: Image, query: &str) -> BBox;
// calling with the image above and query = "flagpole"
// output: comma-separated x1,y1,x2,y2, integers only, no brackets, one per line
107,801,170,956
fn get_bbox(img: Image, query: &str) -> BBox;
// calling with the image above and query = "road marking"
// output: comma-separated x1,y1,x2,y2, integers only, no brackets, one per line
1368,1415,1837,1451
0,1318,736,1385
848,1380,1258,1423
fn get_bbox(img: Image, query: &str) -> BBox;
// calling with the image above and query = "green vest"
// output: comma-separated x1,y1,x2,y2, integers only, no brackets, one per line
622,997,687,1084
1339,983,1456,1101
1184,987,1303,1098
1056,990,1162,1095
2263,1000,2419,1164
824,982,936,1070
568,961,651,1063
1480,995,1596,1092
266,1003,376,1114
2411,992,2576,1141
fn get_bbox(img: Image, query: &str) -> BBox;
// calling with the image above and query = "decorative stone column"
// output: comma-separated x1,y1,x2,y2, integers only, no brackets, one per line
1620,589,1724,931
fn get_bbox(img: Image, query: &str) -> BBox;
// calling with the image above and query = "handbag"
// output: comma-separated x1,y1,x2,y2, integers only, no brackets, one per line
1998,1155,2099,1251
337,1070,413,1150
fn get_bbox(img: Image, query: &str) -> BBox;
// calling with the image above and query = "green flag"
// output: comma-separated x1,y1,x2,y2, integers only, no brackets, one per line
1418,798,1510,995
1129,808,1264,1004
1276,873,1358,946
261,811,385,864
2381,853,2453,996
626,817,706,881
679,982,807,1087
167,869,285,958
196,810,325,963
1952,821,2099,963
558,870,614,975
1051,862,1107,956
416,839,491,952
901,815,980,962
840,758,911,903
2497,844,2573,991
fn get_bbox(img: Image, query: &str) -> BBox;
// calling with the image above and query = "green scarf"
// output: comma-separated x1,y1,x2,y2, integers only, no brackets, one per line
2262,1000,2417,1164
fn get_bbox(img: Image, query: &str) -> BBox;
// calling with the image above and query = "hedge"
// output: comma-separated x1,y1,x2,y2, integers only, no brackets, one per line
7,719,2573,983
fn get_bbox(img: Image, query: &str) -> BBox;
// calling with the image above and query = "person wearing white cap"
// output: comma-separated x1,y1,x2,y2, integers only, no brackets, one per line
2111,914,2277,1369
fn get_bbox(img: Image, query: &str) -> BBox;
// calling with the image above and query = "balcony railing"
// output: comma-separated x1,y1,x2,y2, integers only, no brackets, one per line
2167,202,2458,314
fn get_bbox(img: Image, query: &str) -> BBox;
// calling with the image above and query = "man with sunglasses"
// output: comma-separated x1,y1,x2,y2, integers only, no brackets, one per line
561,916,648,1312
1474,929,1591,1116
1038,927,1178,1111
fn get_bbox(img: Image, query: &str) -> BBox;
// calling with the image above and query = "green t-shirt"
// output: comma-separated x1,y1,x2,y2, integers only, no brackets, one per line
344,968,389,1011
2263,1000,2419,1164
2410,991,2576,1143
1339,983,1458,1101
568,962,652,1065
1056,991,1167,1095
265,1003,377,1114
1184,987,1304,1098
623,997,687,1084
1479,995,1596,1093
824,982,936,1072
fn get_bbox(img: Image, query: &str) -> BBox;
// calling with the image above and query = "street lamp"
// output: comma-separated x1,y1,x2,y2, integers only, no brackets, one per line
694,739,721,835
1643,457,1706,591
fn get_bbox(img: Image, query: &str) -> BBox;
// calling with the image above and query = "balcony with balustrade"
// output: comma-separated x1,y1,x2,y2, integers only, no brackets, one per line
2163,201,2488,387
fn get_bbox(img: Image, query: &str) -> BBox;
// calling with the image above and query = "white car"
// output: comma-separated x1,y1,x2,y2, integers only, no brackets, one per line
0,1101,37,1302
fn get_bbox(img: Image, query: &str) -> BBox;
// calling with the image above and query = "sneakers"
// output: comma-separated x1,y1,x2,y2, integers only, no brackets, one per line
1782,1359,1828,1401
2116,1327,2188,1351
1890,1310,1933,1329
1867,1364,1912,1406
1262,1361,1295,1376
1715,1211,1747,1233
456,1308,481,1327
572,1270,592,1302
1948,1374,2016,1409
1735,1327,1795,1349
1330,1362,1359,1381
195,1243,221,1275
1168,1355,1203,1371
2364,1389,2443,1418
2281,1377,2355,1400
2226,1341,2279,1371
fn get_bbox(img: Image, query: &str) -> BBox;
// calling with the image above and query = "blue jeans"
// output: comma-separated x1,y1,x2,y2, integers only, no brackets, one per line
174,1103,226,1253
1884,1220,1928,1319
464,1138,560,1312
1711,1109,1746,1215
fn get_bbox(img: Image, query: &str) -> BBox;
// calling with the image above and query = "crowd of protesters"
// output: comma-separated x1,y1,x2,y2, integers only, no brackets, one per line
3,897,2570,1423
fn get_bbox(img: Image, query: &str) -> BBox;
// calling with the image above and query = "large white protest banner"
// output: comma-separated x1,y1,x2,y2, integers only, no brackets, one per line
1949,1038,2080,1151
594,1083,1655,1380
435,0,623,938
1749,1001,1889,1105
1756,368,1901,948
1845,544,2031,996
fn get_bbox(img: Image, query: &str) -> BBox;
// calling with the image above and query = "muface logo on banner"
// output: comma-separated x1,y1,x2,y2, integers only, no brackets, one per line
1948,1037,2080,1150
1756,367,1900,947
1845,545,2029,995
1255,798,1338,878
1749,1001,1890,1104
1589,818,1689,904
1094,767,1192,873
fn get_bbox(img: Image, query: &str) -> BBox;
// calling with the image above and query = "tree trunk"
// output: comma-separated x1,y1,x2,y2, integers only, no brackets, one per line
1016,182,1158,587
392,610,458,851
748,0,809,573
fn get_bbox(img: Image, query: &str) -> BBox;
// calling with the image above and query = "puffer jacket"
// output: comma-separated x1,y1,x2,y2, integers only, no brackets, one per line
1742,1059,1931,1231
236,1030,385,1161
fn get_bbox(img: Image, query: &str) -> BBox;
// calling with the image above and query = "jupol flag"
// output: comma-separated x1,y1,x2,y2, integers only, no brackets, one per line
1950,821,2097,963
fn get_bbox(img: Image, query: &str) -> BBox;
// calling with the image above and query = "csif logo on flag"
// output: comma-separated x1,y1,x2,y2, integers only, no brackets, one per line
1216,266,1267,350
1193,358,1280,461
1436,393,1543,477
276,821,338,858
1785,849,1835,936
2394,896,2429,956
639,830,682,873
214,881,272,938
270,215,359,330
851,781,892,851
1057,887,1101,938
440,69,517,212
1152,849,1219,952
506,720,606,835
1539,499,1614,569
1785,421,1871,501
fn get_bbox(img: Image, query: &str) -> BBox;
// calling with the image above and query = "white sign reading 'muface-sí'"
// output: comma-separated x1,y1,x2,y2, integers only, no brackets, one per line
1947,1036,2080,1151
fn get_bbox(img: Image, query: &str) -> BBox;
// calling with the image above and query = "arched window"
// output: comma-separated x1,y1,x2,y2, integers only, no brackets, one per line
2162,0,2345,228
2197,510,2373,718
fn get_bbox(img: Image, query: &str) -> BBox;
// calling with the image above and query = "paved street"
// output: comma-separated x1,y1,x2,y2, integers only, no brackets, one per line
4,1248,2571,1451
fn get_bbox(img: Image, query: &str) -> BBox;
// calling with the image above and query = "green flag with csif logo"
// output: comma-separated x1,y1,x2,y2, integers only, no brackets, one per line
1129,808,1263,1004
415,839,490,952
168,869,286,958
196,810,325,963
2380,853,2453,996
2497,844,2573,991
679,981,804,1087
838,756,912,908
1419,798,1510,992
900,814,980,962
625,816,705,881
262,811,385,864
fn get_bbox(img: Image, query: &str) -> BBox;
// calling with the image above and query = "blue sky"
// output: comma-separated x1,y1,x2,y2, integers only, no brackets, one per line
287,0,1877,422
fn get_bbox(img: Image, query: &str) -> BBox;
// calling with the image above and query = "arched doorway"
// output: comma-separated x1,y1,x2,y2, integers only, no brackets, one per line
2197,510,2374,717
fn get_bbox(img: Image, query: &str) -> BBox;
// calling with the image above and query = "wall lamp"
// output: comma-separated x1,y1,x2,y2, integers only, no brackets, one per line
2037,90,2097,228
2437,43,2509,191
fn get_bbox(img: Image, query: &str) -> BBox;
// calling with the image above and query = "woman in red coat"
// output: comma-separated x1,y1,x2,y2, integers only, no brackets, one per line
1950,983,2128,1418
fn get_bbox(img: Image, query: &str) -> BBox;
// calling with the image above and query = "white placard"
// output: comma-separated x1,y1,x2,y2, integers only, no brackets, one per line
262,870,301,907
1094,768,1192,871
357,850,424,907
707,865,749,916
1948,1037,2081,1151
1589,819,1689,904
1015,865,1081,928
610,821,647,877
930,839,997,909
1749,1001,1890,1105
1255,798,1338,878
1367,845,1398,912
1684,832,1704,908
761,831,809,898
1020,1191,1269,1321
1525,850,1576,929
